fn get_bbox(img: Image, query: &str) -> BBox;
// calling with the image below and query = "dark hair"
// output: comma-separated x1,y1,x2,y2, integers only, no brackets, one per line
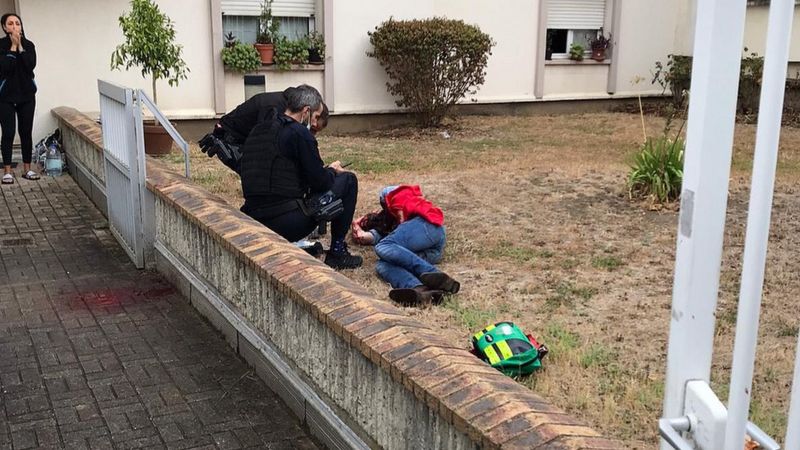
0,14,23,37
286,84,322,114
318,103,330,127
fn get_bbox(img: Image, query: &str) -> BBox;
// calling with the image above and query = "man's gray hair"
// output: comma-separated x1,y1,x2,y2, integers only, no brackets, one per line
286,84,323,113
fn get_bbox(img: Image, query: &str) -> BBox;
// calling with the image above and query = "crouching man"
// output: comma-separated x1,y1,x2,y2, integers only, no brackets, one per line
238,85,362,270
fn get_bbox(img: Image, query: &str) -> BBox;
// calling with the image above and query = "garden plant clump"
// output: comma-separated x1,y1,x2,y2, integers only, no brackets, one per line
165,112,800,448
368,18,494,127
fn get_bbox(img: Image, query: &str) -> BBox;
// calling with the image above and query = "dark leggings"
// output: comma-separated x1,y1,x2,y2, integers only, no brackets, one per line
0,99,35,166
252,172,359,243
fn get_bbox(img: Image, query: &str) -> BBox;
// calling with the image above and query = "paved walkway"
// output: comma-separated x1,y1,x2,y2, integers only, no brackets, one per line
0,173,318,449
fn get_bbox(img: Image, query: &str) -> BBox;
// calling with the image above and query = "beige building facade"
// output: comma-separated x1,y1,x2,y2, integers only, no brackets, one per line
3,0,798,141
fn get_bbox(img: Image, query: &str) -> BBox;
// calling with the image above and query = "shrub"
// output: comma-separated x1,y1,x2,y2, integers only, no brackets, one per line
256,0,280,45
627,136,685,203
273,37,309,70
367,18,494,127
652,51,765,114
739,48,764,115
652,54,692,107
221,41,261,73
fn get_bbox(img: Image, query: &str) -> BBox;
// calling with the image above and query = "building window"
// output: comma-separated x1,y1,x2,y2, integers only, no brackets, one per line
221,0,315,44
222,15,311,44
547,0,605,59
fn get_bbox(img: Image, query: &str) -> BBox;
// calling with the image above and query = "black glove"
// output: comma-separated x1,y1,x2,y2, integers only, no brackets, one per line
198,133,218,158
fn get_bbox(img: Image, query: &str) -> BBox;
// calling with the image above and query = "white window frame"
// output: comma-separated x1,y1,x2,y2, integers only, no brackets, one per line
550,29,599,60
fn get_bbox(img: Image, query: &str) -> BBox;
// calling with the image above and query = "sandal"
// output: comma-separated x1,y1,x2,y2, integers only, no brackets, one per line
1,173,13,184
22,171,39,180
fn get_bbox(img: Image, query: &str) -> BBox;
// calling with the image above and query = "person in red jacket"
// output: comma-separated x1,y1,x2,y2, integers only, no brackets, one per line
353,185,460,306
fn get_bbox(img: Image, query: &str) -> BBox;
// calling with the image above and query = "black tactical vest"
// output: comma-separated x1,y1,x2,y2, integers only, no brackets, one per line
239,116,306,203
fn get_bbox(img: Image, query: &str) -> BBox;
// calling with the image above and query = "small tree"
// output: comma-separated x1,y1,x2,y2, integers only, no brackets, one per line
368,18,494,127
111,0,189,105
256,0,280,45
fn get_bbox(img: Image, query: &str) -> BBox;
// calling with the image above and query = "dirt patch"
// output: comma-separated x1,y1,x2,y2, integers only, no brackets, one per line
162,113,800,448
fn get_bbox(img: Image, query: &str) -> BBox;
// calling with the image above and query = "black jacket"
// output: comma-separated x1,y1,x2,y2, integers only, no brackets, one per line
0,36,36,103
219,90,289,142
240,114,334,212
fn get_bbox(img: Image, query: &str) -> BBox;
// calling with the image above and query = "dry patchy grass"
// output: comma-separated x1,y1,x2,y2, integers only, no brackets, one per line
161,113,800,448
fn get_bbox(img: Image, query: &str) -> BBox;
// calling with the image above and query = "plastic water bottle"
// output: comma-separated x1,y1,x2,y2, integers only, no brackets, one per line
44,143,62,176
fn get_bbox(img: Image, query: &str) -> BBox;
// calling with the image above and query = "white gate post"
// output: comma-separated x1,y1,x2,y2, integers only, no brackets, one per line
660,0,748,448
723,1,795,448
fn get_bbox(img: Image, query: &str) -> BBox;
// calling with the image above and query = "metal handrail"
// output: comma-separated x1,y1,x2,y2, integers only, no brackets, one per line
136,90,190,178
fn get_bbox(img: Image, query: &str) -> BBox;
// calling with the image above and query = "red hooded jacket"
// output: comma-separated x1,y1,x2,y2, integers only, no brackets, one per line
384,185,444,226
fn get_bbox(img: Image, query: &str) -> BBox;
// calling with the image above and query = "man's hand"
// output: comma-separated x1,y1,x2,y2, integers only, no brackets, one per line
328,160,347,174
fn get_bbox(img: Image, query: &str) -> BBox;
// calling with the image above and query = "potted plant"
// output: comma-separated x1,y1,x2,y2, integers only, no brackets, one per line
254,0,280,64
588,29,612,62
307,31,325,64
222,41,262,73
111,0,189,156
273,37,310,70
568,43,585,61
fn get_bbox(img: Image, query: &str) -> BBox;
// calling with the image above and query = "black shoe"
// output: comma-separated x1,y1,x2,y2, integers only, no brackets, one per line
324,250,363,269
300,241,324,257
419,272,460,294
389,286,444,307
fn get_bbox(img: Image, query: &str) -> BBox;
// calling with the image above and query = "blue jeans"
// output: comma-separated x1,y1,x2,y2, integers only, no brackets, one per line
374,217,446,289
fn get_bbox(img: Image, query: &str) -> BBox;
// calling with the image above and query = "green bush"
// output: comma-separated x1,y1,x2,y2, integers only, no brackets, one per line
653,51,765,113
273,37,309,70
367,18,494,127
221,42,261,73
628,136,685,203
652,54,692,107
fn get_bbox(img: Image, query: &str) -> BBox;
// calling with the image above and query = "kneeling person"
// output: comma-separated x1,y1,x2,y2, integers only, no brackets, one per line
239,85,362,270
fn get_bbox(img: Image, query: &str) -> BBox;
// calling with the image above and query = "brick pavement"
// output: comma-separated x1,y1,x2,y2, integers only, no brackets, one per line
0,174,318,449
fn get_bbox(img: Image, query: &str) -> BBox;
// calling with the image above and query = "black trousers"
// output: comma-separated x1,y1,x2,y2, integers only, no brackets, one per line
251,172,359,243
0,99,35,167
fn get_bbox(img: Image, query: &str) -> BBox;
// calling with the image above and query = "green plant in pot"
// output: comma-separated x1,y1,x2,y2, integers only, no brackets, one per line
588,29,611,62
568,43,585,61
111,0,189,156
307,31,325,64
255,0,280,64
273,36,309,70
222,41,261,73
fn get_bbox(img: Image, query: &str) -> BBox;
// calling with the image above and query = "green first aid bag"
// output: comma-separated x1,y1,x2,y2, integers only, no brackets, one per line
471,322,548,377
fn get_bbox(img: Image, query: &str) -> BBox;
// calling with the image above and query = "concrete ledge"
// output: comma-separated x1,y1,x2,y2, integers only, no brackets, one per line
53,105,625,450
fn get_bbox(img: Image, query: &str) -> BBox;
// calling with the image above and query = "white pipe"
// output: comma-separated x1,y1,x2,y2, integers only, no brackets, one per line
724,0,795,448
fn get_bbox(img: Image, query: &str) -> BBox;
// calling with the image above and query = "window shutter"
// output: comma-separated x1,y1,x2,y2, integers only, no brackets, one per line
548,0,605,29
221,0,315,17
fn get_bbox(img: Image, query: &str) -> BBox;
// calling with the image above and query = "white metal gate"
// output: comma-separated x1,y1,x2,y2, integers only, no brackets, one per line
660,1,800,449
98,80,147,269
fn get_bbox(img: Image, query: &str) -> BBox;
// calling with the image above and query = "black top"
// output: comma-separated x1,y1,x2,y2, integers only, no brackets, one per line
0,36,36,103
240,114,334,211
219,90,289,142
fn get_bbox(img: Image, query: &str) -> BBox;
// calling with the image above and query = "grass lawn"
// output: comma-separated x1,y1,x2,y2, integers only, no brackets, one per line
161,112,800,449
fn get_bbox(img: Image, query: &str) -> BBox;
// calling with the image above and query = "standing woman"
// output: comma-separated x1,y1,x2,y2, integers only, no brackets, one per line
0,13,37,184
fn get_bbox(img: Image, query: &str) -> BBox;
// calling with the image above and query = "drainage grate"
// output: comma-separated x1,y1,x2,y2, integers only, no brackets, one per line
1,237,34,247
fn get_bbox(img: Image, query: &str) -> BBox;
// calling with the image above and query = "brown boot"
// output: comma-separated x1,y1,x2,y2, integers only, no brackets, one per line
389,285,443,307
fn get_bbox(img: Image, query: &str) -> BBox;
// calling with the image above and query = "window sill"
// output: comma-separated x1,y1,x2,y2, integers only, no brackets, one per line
545,59,611,66
259,63,325,72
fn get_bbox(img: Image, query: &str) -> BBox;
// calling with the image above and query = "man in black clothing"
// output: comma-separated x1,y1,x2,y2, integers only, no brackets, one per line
199,87,330,173
239,85,362,270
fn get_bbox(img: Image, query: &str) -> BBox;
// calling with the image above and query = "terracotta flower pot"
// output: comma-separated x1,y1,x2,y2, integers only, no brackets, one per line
254,43,274,64
143,122,173,156
591,48,606,62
